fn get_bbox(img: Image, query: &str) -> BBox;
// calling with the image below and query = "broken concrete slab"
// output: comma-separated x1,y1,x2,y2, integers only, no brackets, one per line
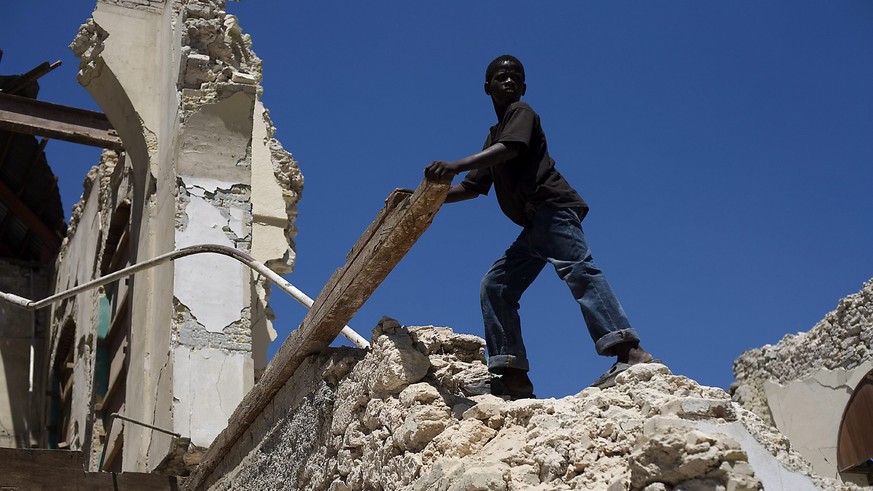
734,279,873,482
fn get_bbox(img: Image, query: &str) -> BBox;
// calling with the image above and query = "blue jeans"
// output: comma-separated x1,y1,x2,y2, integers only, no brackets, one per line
481,206,640,372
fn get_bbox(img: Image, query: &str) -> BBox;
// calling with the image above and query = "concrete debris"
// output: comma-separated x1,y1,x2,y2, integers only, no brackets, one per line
172,299,252,353
180,1,262,91
211,317,860,491
731,278,873,480
628,427,756,491
732,279,873,425
68,18,108,86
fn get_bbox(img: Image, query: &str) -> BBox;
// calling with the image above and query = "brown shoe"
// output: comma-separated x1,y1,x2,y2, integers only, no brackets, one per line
462,368,535,400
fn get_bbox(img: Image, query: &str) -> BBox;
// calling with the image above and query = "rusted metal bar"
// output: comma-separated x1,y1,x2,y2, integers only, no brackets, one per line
109,413,181,438
0,92,122,150
1,60,62,94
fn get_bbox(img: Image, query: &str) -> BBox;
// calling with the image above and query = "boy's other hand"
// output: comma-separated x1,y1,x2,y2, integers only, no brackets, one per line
425,160,460,182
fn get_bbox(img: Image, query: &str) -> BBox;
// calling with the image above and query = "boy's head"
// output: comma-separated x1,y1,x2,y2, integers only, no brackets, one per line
484,55,526,104
485,55,525,83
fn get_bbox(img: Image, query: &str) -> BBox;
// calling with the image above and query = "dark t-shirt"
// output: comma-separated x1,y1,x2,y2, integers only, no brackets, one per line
460,101,588,227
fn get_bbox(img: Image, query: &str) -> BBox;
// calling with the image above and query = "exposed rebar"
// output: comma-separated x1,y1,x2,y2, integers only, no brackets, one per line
109,412,181,438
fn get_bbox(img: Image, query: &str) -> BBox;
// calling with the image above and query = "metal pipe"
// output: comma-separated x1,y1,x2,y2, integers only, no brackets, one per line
0,244,370,349
109,412,181,438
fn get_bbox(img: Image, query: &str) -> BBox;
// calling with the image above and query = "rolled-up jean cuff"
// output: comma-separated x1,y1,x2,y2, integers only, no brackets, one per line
595,328,641,356
487,355,530,372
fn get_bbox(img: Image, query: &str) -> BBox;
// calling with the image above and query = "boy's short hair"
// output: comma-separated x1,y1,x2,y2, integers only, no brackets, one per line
486,55,525,83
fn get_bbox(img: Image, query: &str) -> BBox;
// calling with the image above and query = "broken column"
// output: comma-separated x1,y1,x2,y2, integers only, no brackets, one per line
54,0,302,472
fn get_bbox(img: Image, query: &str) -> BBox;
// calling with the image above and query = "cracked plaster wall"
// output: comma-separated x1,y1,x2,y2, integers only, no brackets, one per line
60,0,302,473
174,177,249,333
733,279,873,482
172,346,252,447
49,152,123,458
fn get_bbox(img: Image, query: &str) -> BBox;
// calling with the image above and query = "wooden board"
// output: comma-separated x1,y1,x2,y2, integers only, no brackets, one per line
0,92,122,150
183,178,449,490
0,448,178,490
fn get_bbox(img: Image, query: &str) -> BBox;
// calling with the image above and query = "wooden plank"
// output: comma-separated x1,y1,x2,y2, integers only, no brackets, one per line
97,336,128,412
101,414,125,472
0,448,179,490
101,199,132,275
183,178,449,491
0,92,122,150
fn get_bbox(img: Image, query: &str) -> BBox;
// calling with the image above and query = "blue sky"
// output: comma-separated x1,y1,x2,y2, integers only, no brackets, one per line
3,1,872,398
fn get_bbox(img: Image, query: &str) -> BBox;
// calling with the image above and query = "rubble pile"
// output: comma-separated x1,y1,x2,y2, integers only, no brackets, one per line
732,279,873,425
181,0,262,90
210,318,858,490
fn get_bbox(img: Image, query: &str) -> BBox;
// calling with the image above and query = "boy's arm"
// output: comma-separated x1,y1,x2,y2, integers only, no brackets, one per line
444,183,479,203
424,142,523,182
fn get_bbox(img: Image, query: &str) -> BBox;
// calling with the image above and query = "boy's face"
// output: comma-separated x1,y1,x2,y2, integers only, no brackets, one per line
485,60,526,104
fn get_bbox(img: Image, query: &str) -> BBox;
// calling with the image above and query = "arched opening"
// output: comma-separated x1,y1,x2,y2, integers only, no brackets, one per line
838,368,873,485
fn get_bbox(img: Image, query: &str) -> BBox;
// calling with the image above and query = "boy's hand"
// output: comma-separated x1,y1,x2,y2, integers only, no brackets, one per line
425,160,461,182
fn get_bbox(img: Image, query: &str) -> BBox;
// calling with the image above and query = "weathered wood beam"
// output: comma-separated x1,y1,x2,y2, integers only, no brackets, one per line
0,92,122,150
1,60,62,95
0,448,179,490
183,178,450,491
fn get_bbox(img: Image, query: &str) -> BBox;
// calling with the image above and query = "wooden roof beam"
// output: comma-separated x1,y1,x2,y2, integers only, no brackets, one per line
0,92,122,151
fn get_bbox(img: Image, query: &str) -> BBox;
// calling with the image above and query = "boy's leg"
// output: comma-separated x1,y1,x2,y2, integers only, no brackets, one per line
480,231,546,373
529,206,641,356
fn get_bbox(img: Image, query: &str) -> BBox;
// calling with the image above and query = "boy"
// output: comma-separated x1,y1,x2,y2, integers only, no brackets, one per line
424,55,653,399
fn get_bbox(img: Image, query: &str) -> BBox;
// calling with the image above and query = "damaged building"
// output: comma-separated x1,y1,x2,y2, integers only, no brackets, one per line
0,0,303,479
0,1,871,490
60,0,303,470
0,57,67,450
733,280,873,486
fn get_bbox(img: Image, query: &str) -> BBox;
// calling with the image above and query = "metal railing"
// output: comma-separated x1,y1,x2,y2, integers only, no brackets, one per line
0,243,370,349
